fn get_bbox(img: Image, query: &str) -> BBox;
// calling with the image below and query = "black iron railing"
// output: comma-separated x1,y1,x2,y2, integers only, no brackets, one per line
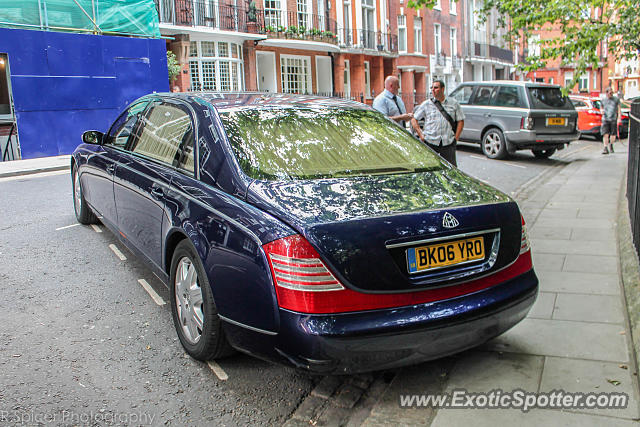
155,0,265,33
489,44,513,62
627,100,640,257
337,28,398,53
263,11,338,44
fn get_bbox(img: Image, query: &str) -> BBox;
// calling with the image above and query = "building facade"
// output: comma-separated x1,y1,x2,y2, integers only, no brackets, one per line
159,0,516,110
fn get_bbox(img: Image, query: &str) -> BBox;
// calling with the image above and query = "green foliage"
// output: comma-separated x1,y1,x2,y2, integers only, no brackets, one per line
166,51,181,83
409,0,640,93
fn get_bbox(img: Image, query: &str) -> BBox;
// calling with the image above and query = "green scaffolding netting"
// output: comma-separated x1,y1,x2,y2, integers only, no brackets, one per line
0,0,160,37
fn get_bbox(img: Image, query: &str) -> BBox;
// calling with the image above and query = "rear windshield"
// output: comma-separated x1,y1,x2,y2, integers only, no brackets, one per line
527,87,573,109
220,108,444,180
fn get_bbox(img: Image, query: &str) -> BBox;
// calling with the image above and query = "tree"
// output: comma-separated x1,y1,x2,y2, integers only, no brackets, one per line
408,0,640,92
167,51,181,83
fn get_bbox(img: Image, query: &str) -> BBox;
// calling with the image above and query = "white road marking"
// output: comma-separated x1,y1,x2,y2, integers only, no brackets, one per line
109,244,127,261
207,361,228,381
55,223,80,231
470,155,488,161
91,224,102,233
503,162,527,169
137,279,166,306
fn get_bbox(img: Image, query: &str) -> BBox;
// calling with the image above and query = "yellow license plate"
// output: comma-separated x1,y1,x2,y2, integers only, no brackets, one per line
407,237,485,273
546,117,566,126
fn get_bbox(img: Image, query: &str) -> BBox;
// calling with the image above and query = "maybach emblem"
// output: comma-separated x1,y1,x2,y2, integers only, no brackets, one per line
442,212,459,228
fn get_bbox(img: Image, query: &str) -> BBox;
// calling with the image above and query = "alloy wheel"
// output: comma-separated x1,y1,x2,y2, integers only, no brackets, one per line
175,256,205,345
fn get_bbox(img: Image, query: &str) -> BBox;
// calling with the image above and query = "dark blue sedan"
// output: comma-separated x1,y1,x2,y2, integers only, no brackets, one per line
71,92,538,374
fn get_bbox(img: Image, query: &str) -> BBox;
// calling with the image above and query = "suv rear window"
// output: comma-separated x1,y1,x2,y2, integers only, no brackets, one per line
527,87,573,109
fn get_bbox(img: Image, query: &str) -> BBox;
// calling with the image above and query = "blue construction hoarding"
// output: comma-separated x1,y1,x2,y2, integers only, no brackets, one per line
0,27,168,159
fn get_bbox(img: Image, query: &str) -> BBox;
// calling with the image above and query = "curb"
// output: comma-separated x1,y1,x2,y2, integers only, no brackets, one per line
0,164,70,179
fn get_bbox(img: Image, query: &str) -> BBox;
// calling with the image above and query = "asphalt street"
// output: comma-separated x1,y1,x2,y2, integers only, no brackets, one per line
0,138,599,425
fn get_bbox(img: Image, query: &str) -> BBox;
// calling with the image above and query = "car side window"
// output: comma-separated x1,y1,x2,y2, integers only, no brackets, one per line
473,86,495,106
105,101,149,149
128,102,195,174
449,86,473,105
492,86,525,108
571,100,586,108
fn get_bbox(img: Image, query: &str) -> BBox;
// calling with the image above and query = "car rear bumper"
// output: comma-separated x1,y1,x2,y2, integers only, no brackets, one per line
505,129,579,147
579,125,601,135
223,268,538,374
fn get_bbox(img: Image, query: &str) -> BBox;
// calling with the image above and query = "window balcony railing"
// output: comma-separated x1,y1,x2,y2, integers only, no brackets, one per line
263,11,338,44
337,28,398,53
452,56,462,69
434,53,446,66
155,0,265,33
489,44,514,62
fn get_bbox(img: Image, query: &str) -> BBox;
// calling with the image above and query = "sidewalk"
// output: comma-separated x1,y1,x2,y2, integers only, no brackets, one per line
0,154,70,178
363,139,640,426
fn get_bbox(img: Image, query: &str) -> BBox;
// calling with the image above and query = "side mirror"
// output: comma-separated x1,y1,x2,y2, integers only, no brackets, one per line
82,130,104,145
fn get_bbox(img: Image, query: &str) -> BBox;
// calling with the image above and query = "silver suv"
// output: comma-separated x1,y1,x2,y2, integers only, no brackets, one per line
449,81,578,159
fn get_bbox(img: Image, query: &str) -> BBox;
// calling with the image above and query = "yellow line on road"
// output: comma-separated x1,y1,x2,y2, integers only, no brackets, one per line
207,361,228,381
137,279,166,306
108,244,127,261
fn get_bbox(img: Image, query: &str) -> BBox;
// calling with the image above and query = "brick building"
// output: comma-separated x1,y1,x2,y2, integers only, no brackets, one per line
157,0,516,110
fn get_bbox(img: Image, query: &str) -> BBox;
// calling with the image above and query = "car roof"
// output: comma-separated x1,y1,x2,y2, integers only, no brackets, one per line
146,91,369,112
457,80,562,89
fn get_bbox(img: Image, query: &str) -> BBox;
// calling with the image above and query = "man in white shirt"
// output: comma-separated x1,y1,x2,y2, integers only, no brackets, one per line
411,80,465,166
372,76,413,127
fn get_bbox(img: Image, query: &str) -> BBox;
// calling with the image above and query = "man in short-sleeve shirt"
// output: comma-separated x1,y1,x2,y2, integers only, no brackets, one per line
372,76,413,127
411,80,465,166
600,87,621,154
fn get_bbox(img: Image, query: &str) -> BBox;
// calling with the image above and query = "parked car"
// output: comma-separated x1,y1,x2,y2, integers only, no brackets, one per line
449,81,578,159
72,92,538,374
620,101,630,139
569,94,603,140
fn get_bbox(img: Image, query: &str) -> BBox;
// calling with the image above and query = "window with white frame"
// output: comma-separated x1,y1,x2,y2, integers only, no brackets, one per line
564,71,573,87
361,0,375,48
434,0,441,10
297,0,310,28
414,17,422,53
398,15,407,53
450,0,456,15
528,34,541,57
434,24,441,54
342,0,352,44
579,73,589,91
189,41,243,91
450,27,457,56
364,61,371,98
264,0,282,28
602,40,608,57
316,0,325,30
593,71,597,89
281,55,311,94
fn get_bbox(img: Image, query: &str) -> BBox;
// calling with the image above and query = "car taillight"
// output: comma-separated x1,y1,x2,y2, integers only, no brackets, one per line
520,117,534,130
263,233,534,314
520,216,530,255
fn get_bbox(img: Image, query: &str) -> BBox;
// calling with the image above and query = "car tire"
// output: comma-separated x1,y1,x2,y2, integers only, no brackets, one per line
532,148,556,159
577,132,583,140
170,239,235,361
481,128,508,159
72,166,97,224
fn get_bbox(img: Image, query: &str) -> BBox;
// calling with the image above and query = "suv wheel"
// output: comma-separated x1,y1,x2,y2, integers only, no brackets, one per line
481,128,508,159
532,148,556,159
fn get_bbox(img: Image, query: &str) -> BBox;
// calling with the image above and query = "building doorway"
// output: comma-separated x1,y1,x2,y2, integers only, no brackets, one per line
256,51,277,93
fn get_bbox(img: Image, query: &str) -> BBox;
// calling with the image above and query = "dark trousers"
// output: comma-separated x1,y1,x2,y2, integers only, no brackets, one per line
429,141,457,166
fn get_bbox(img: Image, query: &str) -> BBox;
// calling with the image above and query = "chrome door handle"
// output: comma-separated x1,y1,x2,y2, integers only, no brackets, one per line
106,164,116,174
150,186,165,200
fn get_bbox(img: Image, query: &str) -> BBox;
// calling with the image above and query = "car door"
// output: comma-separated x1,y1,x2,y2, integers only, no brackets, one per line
491,85,526,140
81,100,148,227
465,85,497,141
114,100,194,269
448,84,474,141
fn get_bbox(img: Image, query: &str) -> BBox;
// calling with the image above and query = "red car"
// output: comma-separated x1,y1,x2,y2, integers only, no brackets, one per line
569,95,603,139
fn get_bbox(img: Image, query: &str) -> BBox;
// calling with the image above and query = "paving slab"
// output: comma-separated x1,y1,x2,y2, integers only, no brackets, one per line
533,218,615,230
530,239,617,256
444,351,543,392
532,253,565,272
570,227,617,242
540,357,640,419
529,226,572,240
536,271,620,295
527,292,556,319
563,254,619,275
431,408,637,427
552,294,624,324
485,319,629,362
